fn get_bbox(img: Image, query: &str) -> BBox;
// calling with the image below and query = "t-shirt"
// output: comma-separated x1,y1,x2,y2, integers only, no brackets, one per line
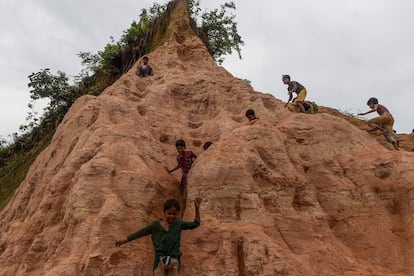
127,219,200,269
177,151,197,174
287,81,305,94
139,64,152,77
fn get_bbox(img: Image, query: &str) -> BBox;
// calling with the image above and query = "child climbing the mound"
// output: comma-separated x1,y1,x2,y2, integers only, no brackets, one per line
115,198,202,275
167,139,197,195
358,97,399,150
282,74,308,113
245,109,259,124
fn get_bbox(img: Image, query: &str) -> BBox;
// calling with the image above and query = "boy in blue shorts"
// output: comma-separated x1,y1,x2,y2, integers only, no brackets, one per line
138,56,153,77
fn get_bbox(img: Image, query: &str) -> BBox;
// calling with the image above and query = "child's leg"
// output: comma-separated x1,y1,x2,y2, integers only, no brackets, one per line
154,263,167,276
139,67,145,77
295,101,306,113
165,258,180,276
383,124,396,143
180,174,188,209
382,116,398,149
368,113,391,126
295,89,307,113
308,102,314,113
372,113,396,142
180,174,187,195
367,124,383,132
367,116,386,132
393,132,400,147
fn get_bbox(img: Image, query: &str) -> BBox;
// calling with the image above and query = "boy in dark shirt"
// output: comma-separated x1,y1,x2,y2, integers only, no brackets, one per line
167,140,197,195
116,198,202,275
282,74,307,113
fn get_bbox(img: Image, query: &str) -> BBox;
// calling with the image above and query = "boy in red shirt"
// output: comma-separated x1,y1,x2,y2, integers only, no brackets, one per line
167,139,197,194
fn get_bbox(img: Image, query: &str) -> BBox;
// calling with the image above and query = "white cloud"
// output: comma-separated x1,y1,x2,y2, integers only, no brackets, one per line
1,0,413,138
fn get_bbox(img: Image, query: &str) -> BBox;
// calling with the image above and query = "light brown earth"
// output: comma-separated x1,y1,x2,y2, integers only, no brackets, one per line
1,0,413,275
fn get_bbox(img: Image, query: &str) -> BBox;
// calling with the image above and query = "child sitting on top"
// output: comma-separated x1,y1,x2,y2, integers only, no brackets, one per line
138,56,153,77
167,139,197,195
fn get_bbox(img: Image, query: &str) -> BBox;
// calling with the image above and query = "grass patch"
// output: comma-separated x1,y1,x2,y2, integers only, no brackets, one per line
0,133,52,211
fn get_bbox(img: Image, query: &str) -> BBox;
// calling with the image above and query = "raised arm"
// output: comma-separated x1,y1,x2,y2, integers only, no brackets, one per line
180,198,203,230
194,197,202,221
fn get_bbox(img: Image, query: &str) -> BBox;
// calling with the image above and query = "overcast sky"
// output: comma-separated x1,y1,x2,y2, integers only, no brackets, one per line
1,0,413,141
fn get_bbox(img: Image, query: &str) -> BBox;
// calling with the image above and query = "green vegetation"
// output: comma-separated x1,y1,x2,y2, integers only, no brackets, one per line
0,133,52,210
0,0,244,210
193,1,244,64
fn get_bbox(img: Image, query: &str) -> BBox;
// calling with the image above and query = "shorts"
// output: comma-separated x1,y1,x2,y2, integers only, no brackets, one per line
294,89,307,102
154,257,180,276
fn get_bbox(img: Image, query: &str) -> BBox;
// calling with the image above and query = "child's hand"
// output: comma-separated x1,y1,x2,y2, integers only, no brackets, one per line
115,239,128,247
194,198,202,208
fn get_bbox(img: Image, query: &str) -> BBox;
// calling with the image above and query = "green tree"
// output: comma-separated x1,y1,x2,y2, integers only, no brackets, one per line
187,0,202,18
199,1,243,64
27,68,82,130
98,40,123,75
186,0,244,64
28,69,72,110
77,51,101,79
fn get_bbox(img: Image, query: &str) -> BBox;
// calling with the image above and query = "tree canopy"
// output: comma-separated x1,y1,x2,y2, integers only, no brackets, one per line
189,0,244,64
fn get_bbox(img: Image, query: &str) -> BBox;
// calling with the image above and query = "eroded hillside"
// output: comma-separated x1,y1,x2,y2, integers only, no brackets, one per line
0,0,413,275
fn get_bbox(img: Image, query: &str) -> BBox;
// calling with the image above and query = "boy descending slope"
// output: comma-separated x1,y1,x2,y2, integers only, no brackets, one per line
167,139,197,195
358,97,399,150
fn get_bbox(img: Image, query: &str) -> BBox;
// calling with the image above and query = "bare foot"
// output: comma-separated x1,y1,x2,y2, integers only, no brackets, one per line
392,142,400,150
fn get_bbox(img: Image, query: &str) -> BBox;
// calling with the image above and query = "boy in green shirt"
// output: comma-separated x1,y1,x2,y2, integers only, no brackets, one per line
115,198,202,275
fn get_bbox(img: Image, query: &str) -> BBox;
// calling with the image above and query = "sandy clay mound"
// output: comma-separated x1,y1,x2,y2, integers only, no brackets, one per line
1,0,413,275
